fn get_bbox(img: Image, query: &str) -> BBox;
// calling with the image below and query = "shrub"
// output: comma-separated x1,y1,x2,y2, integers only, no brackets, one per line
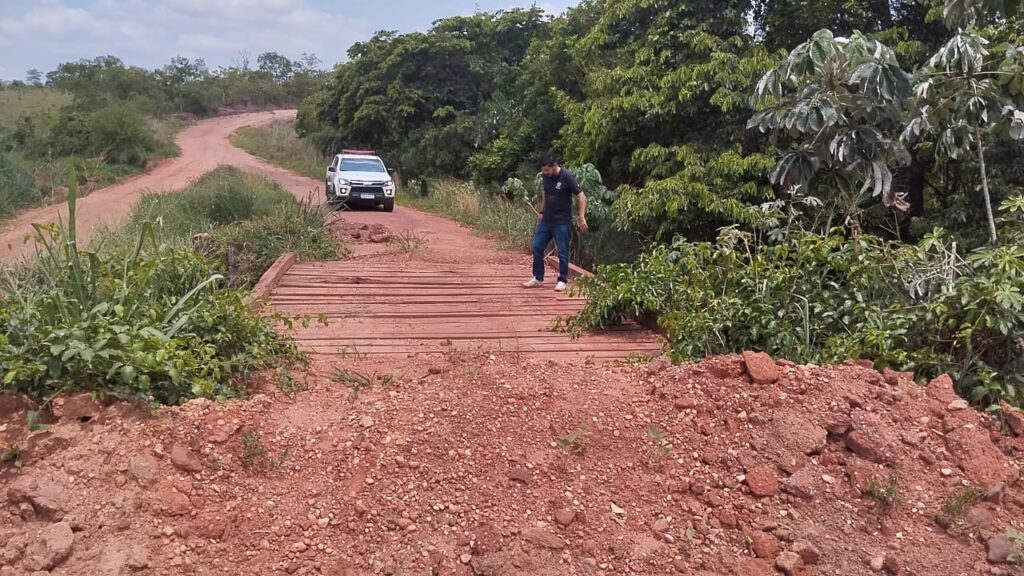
572,195,1024,406
88,104,156,167
0,152,41,218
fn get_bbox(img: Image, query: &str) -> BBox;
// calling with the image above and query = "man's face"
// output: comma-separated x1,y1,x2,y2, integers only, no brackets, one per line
541,164,560,178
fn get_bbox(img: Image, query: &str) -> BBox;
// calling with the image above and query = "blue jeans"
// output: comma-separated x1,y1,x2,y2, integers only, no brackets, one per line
532,221,571,283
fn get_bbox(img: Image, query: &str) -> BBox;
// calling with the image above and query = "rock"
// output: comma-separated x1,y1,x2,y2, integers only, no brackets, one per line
151,486,192,517
749,531,781,559
948,399,970,411
291,541,307,553
671,558,687,572
195,514,234,541
742,351,780,385
128,454,160,485
773,411,827,455
966,506,994,530
554,509,576,527
204,418,241,444
883,553,902,574
783,467,819,500
460,554,472,564
775,551,803,575
6,476,66,521
946,427,1020,488
51,393,101,422
926,374,959,404
521,527,564,549
508,467,531,484
792,541,820,565
845,431,888,464
471,551,511,576
825,418,852,436
126,545,150,569
674,395,698,410
746,466,780,497
652,518,670,535
988,536,1011,564
397,518,414,530
170,446,203,473
986,482,1006,505
1001,403,1024,437
647,355,672,375
24,522,74,571
870,554,885,572
359,416,374,428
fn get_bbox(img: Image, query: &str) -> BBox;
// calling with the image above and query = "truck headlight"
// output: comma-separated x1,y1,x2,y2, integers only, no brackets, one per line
384,181,396,196
336,179,351,195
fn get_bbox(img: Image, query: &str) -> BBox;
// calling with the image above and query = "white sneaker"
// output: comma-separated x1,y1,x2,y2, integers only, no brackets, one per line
523,278,544,288
554,281,568,292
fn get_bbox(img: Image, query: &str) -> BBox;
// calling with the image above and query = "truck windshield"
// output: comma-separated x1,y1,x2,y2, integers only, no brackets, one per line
340,158,386,172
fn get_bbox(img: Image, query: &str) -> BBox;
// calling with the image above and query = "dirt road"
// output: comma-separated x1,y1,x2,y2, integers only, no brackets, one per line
0,110,309,262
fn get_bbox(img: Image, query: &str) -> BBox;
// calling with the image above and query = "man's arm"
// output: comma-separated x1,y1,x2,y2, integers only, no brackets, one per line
577,192,588,233
536,194,545,223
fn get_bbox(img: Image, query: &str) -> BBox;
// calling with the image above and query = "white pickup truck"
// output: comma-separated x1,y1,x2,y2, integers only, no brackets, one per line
325,150,397,212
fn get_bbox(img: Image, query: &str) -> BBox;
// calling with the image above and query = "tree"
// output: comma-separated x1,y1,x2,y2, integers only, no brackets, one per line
257,52,296,83
25,69,42,86
750,30,914,224
902,30,1024,243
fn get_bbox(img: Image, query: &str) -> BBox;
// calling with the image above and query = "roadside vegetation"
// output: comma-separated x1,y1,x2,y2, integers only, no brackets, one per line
0,167,342,405
231,119,326,180
293,2,1024,406
0,52,326,220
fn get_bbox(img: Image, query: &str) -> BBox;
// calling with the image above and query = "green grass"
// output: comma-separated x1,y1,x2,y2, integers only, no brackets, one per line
0,87,71,128
1,170,312,405
231,120,327,180
400,179,536,251
106,166,347,286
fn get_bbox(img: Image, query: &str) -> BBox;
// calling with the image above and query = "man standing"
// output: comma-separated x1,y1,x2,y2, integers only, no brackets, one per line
523,154,588,292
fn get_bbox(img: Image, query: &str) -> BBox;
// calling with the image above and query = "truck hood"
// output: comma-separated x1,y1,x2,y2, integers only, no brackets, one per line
337,171,391,183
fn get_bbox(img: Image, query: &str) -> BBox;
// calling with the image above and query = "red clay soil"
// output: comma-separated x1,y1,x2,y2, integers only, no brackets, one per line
2,110,1024,576
2,354,1024,576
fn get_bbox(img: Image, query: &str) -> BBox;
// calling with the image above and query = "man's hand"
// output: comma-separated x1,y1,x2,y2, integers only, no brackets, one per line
536,212,543,224
578,216,589,233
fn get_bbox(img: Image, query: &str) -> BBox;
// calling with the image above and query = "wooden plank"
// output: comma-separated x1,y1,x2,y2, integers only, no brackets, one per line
246,252,296,310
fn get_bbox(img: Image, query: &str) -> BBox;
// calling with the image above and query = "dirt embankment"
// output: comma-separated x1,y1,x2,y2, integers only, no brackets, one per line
2,352,1022,576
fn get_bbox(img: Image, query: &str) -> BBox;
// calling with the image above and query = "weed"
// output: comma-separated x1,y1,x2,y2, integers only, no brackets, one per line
0,445,21,467
231,121,328,180
275,366,308,395
391,230,427,254
331,364,391,401
943,486,986,519
241,427,277,471
646,425,672,465
1007,528,1024,564
867,469,903,509
555,425,590,455
26,411,50,432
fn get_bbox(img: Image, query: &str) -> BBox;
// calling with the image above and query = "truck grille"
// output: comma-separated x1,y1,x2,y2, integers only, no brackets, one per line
351,185,384,195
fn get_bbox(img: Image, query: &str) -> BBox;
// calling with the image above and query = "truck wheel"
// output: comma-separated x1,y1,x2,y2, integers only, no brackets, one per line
383,199,395,213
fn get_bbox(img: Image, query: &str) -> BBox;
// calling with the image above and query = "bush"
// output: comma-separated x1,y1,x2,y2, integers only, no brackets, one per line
0,178,302,404
572,196,1024,406
88,104,156,167
0,152,41,218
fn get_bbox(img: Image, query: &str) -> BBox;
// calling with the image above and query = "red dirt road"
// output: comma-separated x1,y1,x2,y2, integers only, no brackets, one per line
0,110,309,262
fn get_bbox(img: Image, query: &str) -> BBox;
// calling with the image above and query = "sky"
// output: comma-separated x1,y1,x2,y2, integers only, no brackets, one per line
0,0,576,80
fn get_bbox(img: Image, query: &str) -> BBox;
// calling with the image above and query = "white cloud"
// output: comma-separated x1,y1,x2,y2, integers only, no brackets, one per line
0,0,371,77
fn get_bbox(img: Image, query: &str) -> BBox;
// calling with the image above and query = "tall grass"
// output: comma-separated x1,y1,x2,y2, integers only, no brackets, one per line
0,153,42,219
0,88,71,129
0,172,304,404
401,179,537,251
231,120,328,180
107,167,346,286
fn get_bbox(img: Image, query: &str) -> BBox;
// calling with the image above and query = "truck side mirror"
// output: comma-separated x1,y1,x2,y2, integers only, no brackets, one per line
328,166,336,172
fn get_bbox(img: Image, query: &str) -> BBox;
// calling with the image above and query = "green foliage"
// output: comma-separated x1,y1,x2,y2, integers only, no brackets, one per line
868,468,904,508
942,486,986,518
0,152,41,219
555,425,590,455
231,120,328,180
87,104,157,167
573,195,1024,406
0,170,315,405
